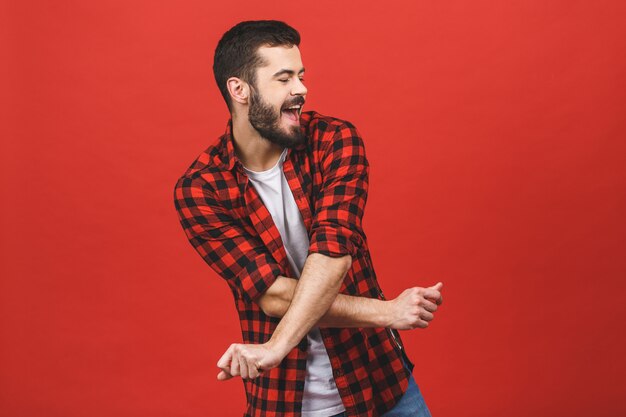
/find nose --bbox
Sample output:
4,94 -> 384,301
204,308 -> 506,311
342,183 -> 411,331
291,78 -> 307,97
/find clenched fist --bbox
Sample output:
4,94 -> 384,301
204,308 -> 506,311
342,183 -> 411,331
217,342 -> 285,381
386,282 -> 443,330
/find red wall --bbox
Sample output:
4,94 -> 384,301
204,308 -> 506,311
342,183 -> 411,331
2,1 -> 625,416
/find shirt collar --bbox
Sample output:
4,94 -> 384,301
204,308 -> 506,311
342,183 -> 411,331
218,118 -> 239,172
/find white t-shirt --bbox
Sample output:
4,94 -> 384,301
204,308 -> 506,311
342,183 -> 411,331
243,148 -> 346,417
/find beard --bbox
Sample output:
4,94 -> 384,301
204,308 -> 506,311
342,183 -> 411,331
248,86 -> 306,148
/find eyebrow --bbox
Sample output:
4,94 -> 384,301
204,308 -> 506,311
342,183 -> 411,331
272,67 -> 306,78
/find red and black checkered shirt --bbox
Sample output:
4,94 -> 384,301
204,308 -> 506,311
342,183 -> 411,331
174,111 -> 414,417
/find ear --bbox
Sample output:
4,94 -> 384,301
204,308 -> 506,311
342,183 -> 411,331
226,77 -> 249,105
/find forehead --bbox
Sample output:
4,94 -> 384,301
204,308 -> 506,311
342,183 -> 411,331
255,45 -> 304,77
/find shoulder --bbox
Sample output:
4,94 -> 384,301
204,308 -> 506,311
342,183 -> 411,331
173,136 -> 231,198
300,111 -> 364,155
301,110 -> 359,137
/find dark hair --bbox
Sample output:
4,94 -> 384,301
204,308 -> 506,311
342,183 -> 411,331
213,20 -> 301,109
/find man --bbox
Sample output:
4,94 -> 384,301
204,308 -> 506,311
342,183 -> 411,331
174,20 -> 443,417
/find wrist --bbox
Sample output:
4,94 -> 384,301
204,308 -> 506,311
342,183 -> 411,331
378,300 -> 395,328
265,336 -> 294,359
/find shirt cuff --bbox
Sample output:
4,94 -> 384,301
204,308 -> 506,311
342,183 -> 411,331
308,224 -> 362,259
233,254 -> 283,303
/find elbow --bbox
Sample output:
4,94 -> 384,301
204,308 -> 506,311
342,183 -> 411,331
309,252 -> 352,279
339,254 -> 352,275
257,277 -> 295,318
329,254 -> 352,291
317,253 -> 352,285
261,306 -> 278,318
259,299 -> 288,318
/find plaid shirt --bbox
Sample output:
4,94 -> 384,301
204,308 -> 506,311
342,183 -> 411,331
174,111 -> 414,417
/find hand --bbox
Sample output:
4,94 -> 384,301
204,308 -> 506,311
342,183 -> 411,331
386,282 -> 444,330
216,342 -> 285,381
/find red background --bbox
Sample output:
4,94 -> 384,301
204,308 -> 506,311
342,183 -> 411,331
2,1 -> 625,416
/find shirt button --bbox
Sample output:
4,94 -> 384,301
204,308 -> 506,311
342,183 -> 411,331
333,368 -> 343,377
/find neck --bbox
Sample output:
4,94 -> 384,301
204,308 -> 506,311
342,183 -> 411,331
231,112 -> 284,171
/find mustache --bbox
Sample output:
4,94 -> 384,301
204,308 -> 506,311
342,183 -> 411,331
282,96 -> 305,109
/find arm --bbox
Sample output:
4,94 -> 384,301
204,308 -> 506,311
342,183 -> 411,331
174,174 -> 369,378
259,276 -> 443,329
265,252 -> 351,354
216,121 -> 442,380
216,253 -> 349,381
174,175 -> 294,381
216,271 -> 444,380
174,175 -> 284,304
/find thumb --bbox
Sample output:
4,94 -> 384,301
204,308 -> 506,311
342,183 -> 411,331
427,282 -> 444,306
217,370 -> 233,381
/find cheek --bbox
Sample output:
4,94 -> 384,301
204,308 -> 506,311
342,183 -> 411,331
270,93 -> 287,108
261,87 -> 288,107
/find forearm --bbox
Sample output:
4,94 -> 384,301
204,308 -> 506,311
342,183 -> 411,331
259,276 -> 390,328
265,253 -> 351,357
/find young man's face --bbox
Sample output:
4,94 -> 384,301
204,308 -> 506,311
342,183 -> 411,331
247,45 -> 307,148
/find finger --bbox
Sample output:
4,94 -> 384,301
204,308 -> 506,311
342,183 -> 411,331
249,362 -> 260,379
421,298 -> 438,312
429,282 -> 443,305
217,370 -> 233,381
239,355 -> 249,380
426,295 -> 443,306
429,282 -> 443,290
217,344 -> 235,369
229,351 -> 240,377
416,319 -> 429,329
421,288 -> 442,303
419,309 -> 434,321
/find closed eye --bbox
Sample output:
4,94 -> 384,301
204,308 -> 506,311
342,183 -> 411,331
278,78 -> 305,83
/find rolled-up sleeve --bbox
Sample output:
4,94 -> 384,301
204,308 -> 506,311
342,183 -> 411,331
308,121 -> 369,259
174,176 -> 281,303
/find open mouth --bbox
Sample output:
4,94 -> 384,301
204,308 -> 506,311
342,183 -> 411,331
281,104 -> 303,123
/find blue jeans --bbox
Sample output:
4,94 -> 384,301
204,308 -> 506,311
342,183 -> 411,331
330,357 -> 432,417
378,372 -> 432,417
